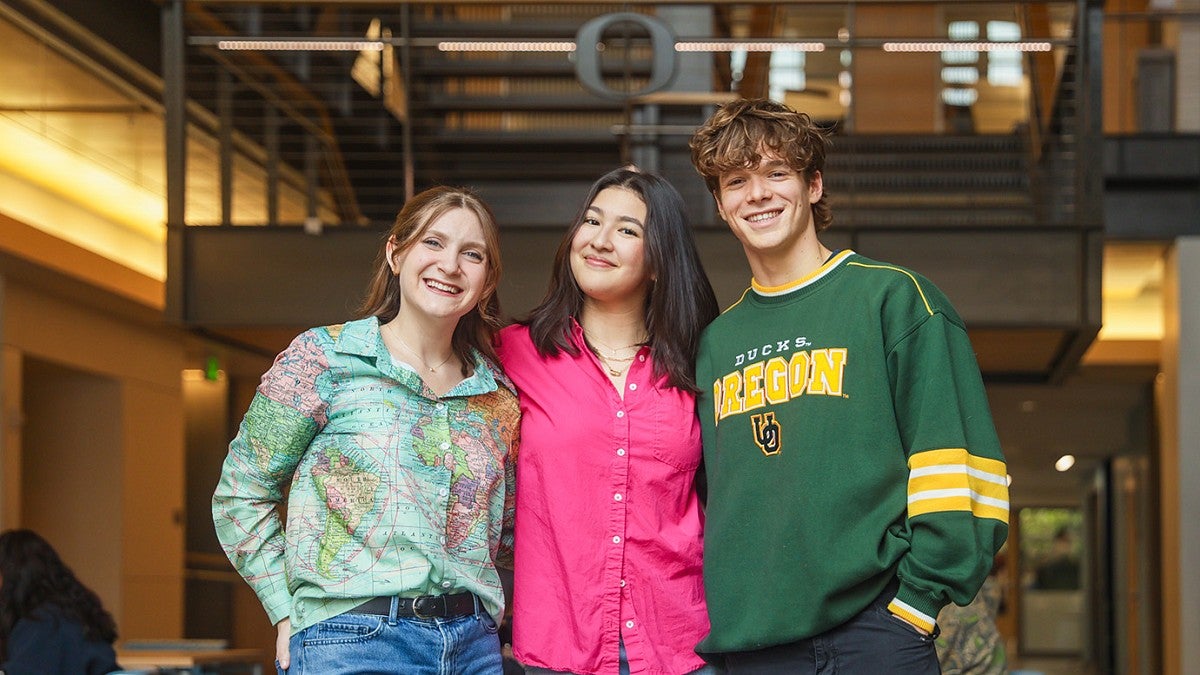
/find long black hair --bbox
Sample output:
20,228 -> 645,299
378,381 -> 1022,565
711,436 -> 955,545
0,529 -> 117,658
525,167 -> 719,392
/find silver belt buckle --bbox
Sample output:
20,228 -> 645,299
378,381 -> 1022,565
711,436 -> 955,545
412,595 -> 434,619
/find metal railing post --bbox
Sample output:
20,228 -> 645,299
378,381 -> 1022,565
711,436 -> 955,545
163,0 -> 187,322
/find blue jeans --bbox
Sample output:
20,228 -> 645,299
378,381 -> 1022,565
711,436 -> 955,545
280,602 -> 501,674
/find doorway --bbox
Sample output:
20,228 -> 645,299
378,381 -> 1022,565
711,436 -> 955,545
20,356 -> 123,616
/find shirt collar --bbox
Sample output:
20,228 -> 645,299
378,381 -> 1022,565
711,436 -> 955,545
331,316 -> 383,358
333,316 -> 509,398
568,317 -> 587,348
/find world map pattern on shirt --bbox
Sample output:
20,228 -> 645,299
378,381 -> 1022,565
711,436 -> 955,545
212,318 -> 519,632
310,447 -> 382,576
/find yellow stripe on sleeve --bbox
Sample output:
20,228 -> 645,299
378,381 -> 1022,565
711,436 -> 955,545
907,448 -> 1009,523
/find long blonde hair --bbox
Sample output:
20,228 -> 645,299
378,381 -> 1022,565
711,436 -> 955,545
357,186 -> 504,372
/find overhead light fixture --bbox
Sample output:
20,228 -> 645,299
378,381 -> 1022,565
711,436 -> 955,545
676,41 -> 826,53
437,41 -> 576,52
883,41 -> 1052,52
1055,454 -> 1076,472
210,37 -> 1051,55
218,39 -> 384,51
439,40 -> 825,53
211,37 -> 831,54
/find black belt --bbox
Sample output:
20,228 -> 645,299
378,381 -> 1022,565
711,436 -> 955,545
348,592 -> 478,619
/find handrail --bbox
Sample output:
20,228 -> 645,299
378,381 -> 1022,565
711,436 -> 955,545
1019,4 -> 1045,164
185,3 -> 366,225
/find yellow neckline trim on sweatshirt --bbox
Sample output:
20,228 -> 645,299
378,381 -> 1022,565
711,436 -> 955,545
750,249 -> 856,297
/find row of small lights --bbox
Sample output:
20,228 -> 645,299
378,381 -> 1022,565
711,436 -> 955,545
214,39 -> 1053,53
884,41 -> 1052,53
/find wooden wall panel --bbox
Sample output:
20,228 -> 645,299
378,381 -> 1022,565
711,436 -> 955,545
853,4 -> 940,132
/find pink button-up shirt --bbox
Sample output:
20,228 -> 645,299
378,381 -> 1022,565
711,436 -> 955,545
497,322 -> 710,675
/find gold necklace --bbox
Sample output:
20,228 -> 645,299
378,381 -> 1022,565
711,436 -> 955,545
583,329 -> 646,360
596,352 -> 633,377
390,324 -> 455,373
581,326 -> 647,377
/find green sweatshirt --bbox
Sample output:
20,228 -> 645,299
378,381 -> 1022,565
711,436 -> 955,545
695,250 -> 1009,655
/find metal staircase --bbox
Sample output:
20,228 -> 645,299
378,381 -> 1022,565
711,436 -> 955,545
159,1 -> 1104,381
826,133 -> 1035,229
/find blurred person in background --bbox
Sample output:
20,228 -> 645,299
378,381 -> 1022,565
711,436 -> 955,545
0,529 -> 120,675
935,560 -> 1007,675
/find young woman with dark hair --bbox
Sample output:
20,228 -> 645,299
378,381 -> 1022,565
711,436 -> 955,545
0,529 -> 120,675
213,186 -> 520,674
496,167 -> 720,674
523,167 -> 718,393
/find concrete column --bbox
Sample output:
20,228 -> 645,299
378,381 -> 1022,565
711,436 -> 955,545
1159,236 -> 1200,674
1176,1 -> 1200,130
853,4 -> 940,132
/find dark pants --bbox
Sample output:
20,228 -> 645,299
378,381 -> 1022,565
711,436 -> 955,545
721,584 -> 941,675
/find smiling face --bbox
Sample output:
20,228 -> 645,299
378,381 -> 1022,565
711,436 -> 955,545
569,186 -> 651,307
714,150 -> 824,266
387,206 -> 490,326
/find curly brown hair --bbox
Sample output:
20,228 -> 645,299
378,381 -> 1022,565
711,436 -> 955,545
689,98 -> 833,232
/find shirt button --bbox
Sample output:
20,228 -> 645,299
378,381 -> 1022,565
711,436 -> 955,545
441,581 -> 452,588
616,410 -> 625,418
616,448 -> 626,456
612,536 -> 621,544
620,579 -> 626,587
614,493 -> 622,501
628,383 -> 637,391
436,403 -> 446,411
440,442 -> 451,450
638,355 -> 645,362
439,488 -> 449,497
626,620 -> 635,628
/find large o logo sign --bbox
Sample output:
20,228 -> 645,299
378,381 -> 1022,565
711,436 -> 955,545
574,12 -> 677,100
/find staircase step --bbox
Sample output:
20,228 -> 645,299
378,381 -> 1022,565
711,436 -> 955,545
826,173 -> 1028,191
830,192 -> 1032,209
836,207 -> 1037,228
828,154 -> 1026,172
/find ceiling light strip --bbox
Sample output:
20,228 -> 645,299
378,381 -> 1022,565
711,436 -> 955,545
676,41 -> 825,52
218,39 -> 384,51
436,41 -> 576,52
207,37 -> 1054,54
883,41 -> 1053,52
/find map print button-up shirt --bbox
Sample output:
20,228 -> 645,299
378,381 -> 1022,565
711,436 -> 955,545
213,317 -> 520,632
